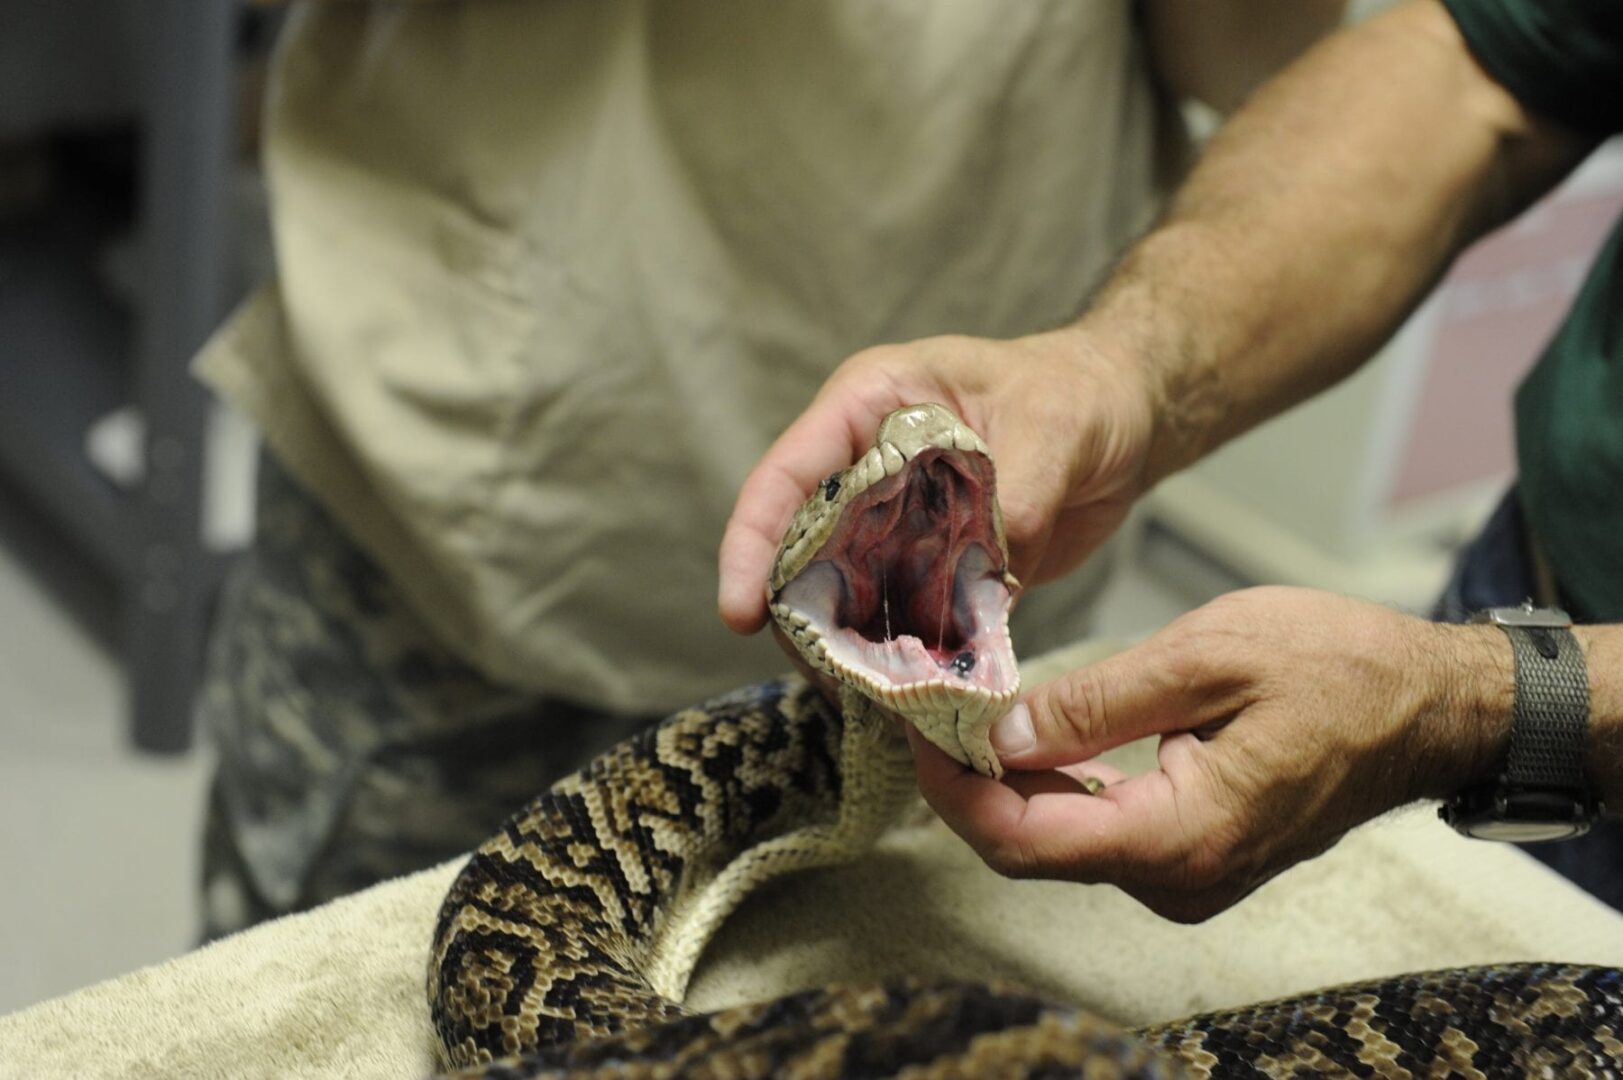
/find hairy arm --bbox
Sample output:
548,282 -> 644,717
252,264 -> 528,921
904,4 -> 1617,921
719,1 -> 1597,633
727,0 -> 1620,921
1092,0 -> 1599,486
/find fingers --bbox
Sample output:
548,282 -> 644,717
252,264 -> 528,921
716,460 -> 814,634
908,589 -> 1413,923
992,636 -> 1236,770
909,725 -> 1262,922
718,330 -> 1156,636
1039,759 -> 1132,794
717,389 -> 892,634
907,724 -> 1187,886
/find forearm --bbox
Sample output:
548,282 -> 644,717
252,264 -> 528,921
1414,622 -> 1623,812
1078,0 -> 1595,486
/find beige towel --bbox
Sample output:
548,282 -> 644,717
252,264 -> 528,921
4,640 -> 1621,1078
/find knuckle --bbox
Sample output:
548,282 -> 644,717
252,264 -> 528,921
924,332 -> 974,354
1155,600 -> 1264,686
848,342 -> 902,367
1151,623 -> 1215,689
839,343 -> 910,382
1037,672 -> 1108,747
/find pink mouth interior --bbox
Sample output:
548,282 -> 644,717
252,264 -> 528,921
780,447 -> 1016,693
822,449 -> 992,661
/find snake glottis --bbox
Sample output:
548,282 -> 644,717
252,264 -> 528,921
429,403 -> 1623,1078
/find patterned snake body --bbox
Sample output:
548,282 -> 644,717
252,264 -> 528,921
430,405 -> 1623,1077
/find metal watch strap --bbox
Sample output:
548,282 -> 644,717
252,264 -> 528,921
1500,623 -> 1589,794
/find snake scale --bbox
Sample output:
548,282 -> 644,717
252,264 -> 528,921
430,404 -> 1623,1078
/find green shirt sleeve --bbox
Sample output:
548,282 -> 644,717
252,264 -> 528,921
1443,0 -> 1623,134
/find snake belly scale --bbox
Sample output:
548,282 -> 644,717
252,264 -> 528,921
429,404 -> 1623,1078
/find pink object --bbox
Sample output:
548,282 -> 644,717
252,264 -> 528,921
1389,185 -> 1623,508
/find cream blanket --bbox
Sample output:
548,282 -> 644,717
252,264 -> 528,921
4,640 -> 1622,1078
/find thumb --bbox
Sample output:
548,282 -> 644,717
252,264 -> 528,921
990,640 -> 1217,769
717,387 -> 888,634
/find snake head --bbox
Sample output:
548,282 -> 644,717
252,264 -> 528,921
768,403 -> 1020,777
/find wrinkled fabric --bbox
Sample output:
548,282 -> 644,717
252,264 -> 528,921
199,456 -> 659,938
195,2 -> 1174,927
196,0 -> 1169,715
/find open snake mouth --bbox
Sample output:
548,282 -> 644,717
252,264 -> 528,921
776,448 -> 1016,697
769,406 -> 1020,768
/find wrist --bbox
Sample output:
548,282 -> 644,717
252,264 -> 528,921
1403,622 -> 1515,803
1027,323 -> 1163,497
1067,249 -> 1228,489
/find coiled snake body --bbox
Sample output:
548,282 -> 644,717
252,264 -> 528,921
430,405 -> 1623,1078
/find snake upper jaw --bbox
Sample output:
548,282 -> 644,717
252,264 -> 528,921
769,403 -> 1020,777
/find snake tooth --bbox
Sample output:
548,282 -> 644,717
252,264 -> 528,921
859,446 -> 886,488
950,423 -> 984,453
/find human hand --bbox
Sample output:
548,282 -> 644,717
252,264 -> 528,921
718,329 -> 1159,634
909,586 -> 1512,922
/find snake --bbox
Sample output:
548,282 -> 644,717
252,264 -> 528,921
428,403 -> 1623,1078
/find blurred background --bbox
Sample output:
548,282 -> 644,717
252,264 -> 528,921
1,2 -> 1620,1017
0,0 -> 278,1013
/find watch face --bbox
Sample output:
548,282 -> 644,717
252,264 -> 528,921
1446,788 -> 1596,843
1461,818 -> 1586,843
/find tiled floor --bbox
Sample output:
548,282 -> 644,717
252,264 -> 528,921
0,500 -> 210,1016
0,506 -> 1198,1017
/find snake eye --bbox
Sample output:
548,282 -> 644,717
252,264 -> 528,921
950,650 -> 976,676
822,473 -> 842,501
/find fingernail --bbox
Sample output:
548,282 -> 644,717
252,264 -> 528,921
990,703 -> 1035,757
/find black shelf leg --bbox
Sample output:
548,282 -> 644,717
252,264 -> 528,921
128,0 -> 235,753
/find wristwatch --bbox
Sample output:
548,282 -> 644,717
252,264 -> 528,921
1440,602 -> 1603,842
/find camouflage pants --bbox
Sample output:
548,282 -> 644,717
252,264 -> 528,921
197,456 -> 659,940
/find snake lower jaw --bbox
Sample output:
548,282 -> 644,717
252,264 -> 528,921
875,692 -> 1013,778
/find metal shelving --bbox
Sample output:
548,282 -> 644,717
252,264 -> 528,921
0,189 -> 133,578
0,1 -> 238,753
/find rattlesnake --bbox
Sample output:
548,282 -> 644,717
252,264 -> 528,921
429,404 -> 1623,1077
